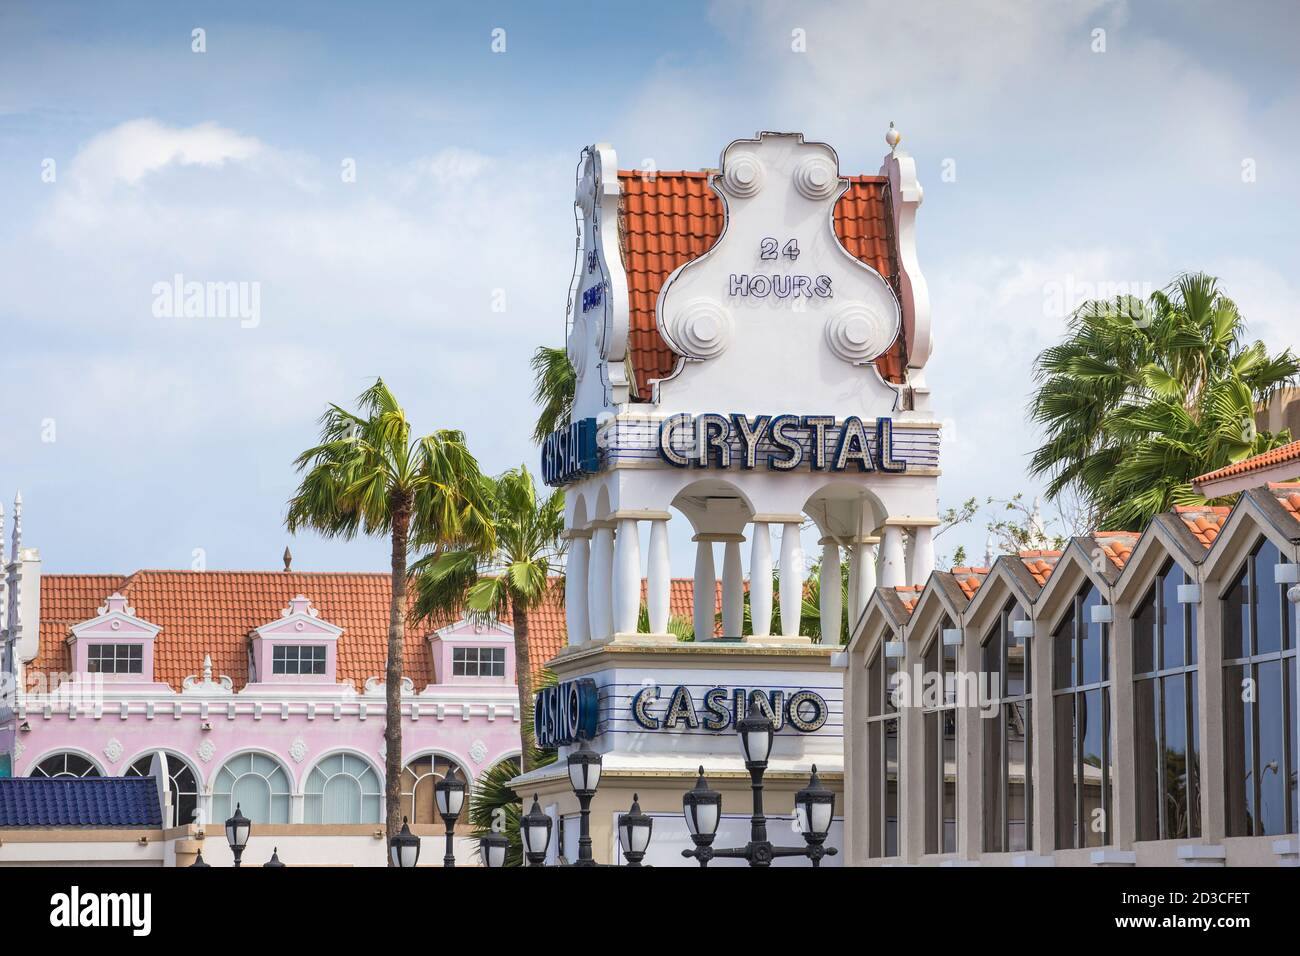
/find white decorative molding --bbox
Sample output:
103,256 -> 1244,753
881,143 -> 932,371
666,297 -> 734,361
103,738 -> 123,763
469,739 -> 488,765
196,739 -> 216,763
793,156 -> 837,200
364,676 -> 415,696
289,737 -> 308,764
182,653 -> 234,695
721,151 -> 764,197
13,739 -> 25,762
825,302 -> 896,365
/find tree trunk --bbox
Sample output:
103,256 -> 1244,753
511,593 -> 536,773
385,493 -> 413,855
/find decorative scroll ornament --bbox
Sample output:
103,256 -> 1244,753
12,740 -> 24,762
722,152 -> 764,197
104,738 -> 123,763
667,297 -> 734,360
289,737 -> 308,764
469,739 -> 488,765
825,302 -> 896,365
793,156 -> 838,200
196,739 -> 216,763
181,654 -> 234,695
568,317 -> 588,382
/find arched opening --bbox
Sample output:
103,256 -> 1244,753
304,752 -> 383,824
126,752 -> 200,827
30,752 -> 101,778
400,753 -> 471,825
212,752 -> 291,824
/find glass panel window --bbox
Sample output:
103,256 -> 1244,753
271,644 -> 327,675
400,755 -> 470,826
865,640 -> 901,859
1222,538 -> 1297,837
452,645 -> 506,677
127,754 -> 200,827
1133,561 -> 1200,841
982,601 -> 1032,853
1053,583 -> 1113,848
86,643 -> 144,674
31,752 -> 100,777
305,753 -> 382,824
212,753 -> 291,823
922,616 -> 959,854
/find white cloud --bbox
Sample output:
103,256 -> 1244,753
68,118 -> 262,188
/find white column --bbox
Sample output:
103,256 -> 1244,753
749,522 -> 772,638
880,524 -> 906,589
692,538 -> 716,641
722,539 -> 744,638
910,525 -> 935,586
588,524 -> 614,641
612,518 -> 641,635
819,539 -> 842,645
779,522 -> 803,638
857,541 -> 877,611
647,520 -> 671,635
848,543 -> 863,624
565,533 -> 590,645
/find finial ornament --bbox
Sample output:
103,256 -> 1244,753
886,121 -> 901,152
11,490 -> 21,554
283,546 -> 292,572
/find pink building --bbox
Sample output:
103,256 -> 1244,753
0,499 -> 523,834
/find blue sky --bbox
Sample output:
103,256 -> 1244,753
2,0 -> 1298,575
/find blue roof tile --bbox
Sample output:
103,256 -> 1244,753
0,777 -> 162,828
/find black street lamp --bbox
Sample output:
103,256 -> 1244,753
478,830 -> 509,869
188,849 -> 210,868
566,740 -> 602,866
682,712 -> 837,868
435,770 -> 468,868
617,794 -> 653,866
794,765 -> 835,866
520,793 -> 553,866
224,803 -> 250,868
681,766 -> 722,867
263,847 -> 286,868
389,816 -> 421,868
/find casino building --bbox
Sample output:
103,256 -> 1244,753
517,129 -> 939,864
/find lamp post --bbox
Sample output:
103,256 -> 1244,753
263,847 -> 286,868
566,740 -> 602,866
478,829 -> 509,869
224,803 -> 250,868
435,770 -> 468,868
617,794 -> 653,866
681,712 -> 837,867
521,793 -> 553,866
389,816 -> 421,868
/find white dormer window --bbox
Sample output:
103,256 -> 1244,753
452,646 -> 506,677
247,595 -> 343,685
86,643 -> 144,675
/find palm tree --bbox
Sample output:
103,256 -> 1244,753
286,378 -> 493,843
410,464 -> 564,772
1030,273 -> 1298,529
530,346 -> 576,444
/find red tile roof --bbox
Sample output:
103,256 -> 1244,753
617,171 -> 905,398
1093,531 -> 1141,570
894,585 -> 925,614
32,573 -> 721,693
1193,441 -> 1300,485
1268,482 -> 1300,524
1173,505 -> 1231,549
1019,551 -> 1061,587
949,567 -> 990,601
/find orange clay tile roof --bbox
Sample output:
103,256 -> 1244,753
32,573 -> 718,693
1268,482 -> 1300,524
894,585 -> 925,614
1173,505 -> 1232,549
617,171 -> 904,398
1018,550 -> 1062,587
949,567 -> 990,601
1093,531 -> 1141,570
1194,440 -> 1300,484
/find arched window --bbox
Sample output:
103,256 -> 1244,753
864,643 -> 900,859
304,753 -> 382,824
1133,560 -> 1200,841
1053,583 -> 1113,848
400,755 -> 468,825
982,600 -> 1032,853
922,615 -> 959,854
126,753 -> 200,828
213,753 -> 291,824
30,752 -> 100,778
1222,538 -> 1296,837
